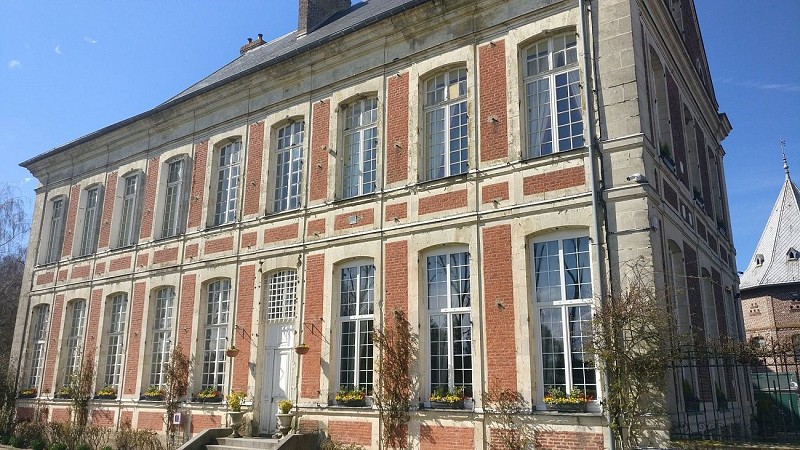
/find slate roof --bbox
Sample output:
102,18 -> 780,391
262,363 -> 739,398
21,0 -> 430,168
740,158 -> 800,290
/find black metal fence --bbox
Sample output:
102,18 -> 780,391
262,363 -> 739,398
668,342 -> 800,443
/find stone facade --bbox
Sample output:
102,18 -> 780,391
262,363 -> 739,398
13,0 -> 741,448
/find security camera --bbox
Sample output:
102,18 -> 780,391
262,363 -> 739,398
626,173 -> 646,183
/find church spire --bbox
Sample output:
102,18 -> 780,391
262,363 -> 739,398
781,138 -> 790,179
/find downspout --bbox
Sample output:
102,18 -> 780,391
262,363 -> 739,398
579,1 -> 615,449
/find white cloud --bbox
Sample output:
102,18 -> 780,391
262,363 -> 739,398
23,177 -> 32,184
54,45 -> 62,54
721,77 -> 800,93
84,36 -> 97,44
8,60 -> 21,69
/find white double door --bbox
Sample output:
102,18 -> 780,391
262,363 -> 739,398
260,323 -> 294,435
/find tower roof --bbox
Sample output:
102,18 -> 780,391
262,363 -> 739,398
740,155 -> 800,290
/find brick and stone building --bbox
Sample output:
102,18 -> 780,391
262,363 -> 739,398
740,155 -> 800,345
12,0 -> 744,448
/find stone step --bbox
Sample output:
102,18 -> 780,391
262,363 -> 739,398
211,436 -> 282,450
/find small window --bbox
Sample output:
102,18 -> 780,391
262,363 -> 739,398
214,141 -> 242,226
161,158 -> 187,238
273,122 -> 305,212
44,197 -> 66,263
117,173 -> 143,248
788,248 -> 799,261
524,34 -> 584,158
754,254 -> 765,266
266,270 -> 297,322
79,186 -> 102,256
423,68 -> 468,180
342,98 -> 378,198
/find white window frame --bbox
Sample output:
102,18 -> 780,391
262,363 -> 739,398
425,249 -> 472,400
103,293 -> 128,388
79,186 -> 102,256
213,141 -> 241,226
423,68 -> 468,181
44,197 -> 66,264
201,279 -> 230,392
117,172 -> 143,248
148,287 -> 174,388
62,299 -> 87,385
531,234 -> 596,407
273,122 -> 304,213
337,262 -> 375,395
523,33 -> 585,158
266,270 -> 297,322
26,305 -> 50,390
342,98 -> 378,199
161,157 -> 187,238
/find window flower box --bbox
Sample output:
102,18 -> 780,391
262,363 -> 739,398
95,386 -> 117,400
335,386 -> 367,407
54,386 -> 73,399
543,387 -> 590,413
430,400 -> 465,410
429,386 -> 466,410
18,388 -> 36,399
195,388 -> 223,403
142,386 -> 165,401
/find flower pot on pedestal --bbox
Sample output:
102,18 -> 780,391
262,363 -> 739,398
227,411 -> 245,438
276,413 -> 294,437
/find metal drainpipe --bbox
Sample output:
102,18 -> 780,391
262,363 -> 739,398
579,0 -> 615,449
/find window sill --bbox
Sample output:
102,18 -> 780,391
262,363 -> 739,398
332,192 -> 379,206
202,222 -> 238,233
416,173 -> 469,192
520,146 -> 587,167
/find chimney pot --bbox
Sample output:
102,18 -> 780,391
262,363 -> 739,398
298,0 -> 351,36
258,33 -> 263,40
247,38 -> 253,43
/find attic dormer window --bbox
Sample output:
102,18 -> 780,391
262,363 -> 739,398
755,254 -> 765,266
788,248 -> 799,261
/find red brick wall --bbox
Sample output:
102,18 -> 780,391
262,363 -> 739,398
244,121 -> 265,216
137,411 -> 164,431
97,171 -> 117,249
91,409 -> 114,427
58,269 -> 68,282
301,253 -> 324,398
61,184 -> 81,258
479,40 -> 508,162
71,264 -> 90,279
386,72 -> 409,184
122,282 -> 146,397
94,263 -> 105,276
83,289 -> 104,365
299,418 -> 321,434
418,190 -> 468,215
153,247 -> 179,264
190,413 -> 220,433
307,219 -> 326,237
309,100 -> 330,202
328,420 -> 371,447
535,431 -> 603,450
36,271 -> 54,286
120,411 -> 133,427
419,425 -> 473,450
187,140 -> 208,230
51,407 -> 70,423
482,225 -> 517,391
41,294 -> 65,393
333,208 -> 374,230
241,231 -> 257,249
233,265 -> 255,392
205,236 -> 234,254
139,156 -> 161,240
177,274 -> 196,357
264,223 -> 299,243
385,203 -> 407,221
384,241 -> 408,316
137,253 -> 149,268
481,182 -> 509,204
109,256 -> 132,272
523,166 -> 585,195
185,243 -> 199,259
16,407 -> 34,421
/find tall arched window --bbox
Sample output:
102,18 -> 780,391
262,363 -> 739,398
149,287 -> 175,388
337,262 -> 374,395
103,294 -> 128,389
214,141 -> 241,226
62,299 -> 87,385
342,98 -> 378,198
273,122 -> 305,212
423,68 -> 468,180
26,305 -> 50,390
201,279 -> 230,392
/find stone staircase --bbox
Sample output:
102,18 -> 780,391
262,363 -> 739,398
205,433 -> 319,450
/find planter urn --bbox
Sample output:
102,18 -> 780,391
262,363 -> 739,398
276,413 -> 294,437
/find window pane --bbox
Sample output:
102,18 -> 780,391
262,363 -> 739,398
268,270 -> 297,321
569,305 -> 596,398
540,307 -> 565,393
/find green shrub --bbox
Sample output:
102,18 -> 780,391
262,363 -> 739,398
12,436 -> 25,448
30,439 -> 46,450
75,444 -> 91,450
49,443 -> 68,450
101,446 -> 113,450
7,436 -> 16,446
0,435 -> 9,444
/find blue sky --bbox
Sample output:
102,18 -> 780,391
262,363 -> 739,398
1,0 -> 798,270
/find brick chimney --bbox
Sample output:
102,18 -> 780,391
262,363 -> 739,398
298,0 -> 351,36
240,33 -> 266,55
